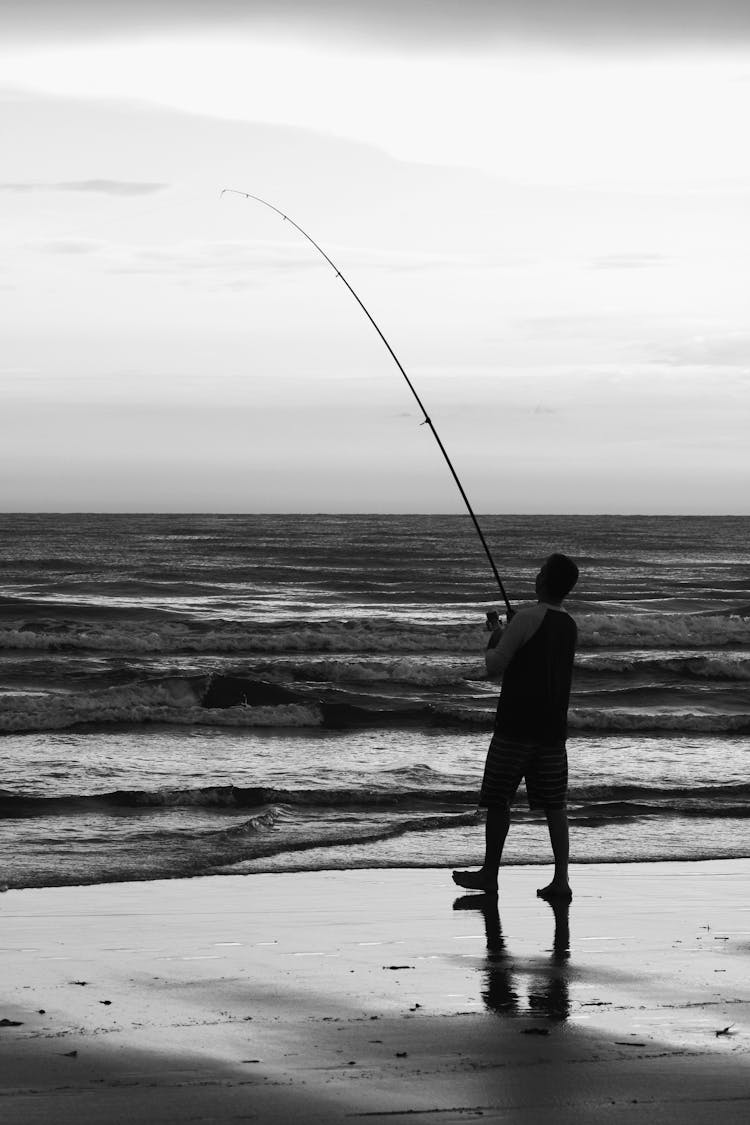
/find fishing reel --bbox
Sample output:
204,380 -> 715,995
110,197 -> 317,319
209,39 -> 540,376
486,607 -> 514,634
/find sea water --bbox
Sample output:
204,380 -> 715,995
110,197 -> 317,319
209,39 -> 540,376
0,513 -> 748,888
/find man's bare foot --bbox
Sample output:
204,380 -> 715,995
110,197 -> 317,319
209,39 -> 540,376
536,882 -> 572,902
452,869 -> 497,892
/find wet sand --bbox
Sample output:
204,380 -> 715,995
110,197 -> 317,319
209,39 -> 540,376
1,860 -> 749,1122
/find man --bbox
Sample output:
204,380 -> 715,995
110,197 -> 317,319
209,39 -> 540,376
453,553 -> 579,900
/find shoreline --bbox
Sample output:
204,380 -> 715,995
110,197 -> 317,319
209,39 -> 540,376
8,846 -> 750,893
2,859 -> 749,1122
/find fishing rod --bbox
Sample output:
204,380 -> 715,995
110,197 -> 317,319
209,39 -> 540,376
221,188 -> 513,619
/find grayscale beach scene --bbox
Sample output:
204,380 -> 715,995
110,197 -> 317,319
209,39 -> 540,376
2,3 -> 750,1122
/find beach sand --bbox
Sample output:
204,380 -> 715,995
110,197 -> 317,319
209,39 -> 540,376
1,860 -> 749,1123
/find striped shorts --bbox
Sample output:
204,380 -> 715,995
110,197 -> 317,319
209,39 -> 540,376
478,733 -> 568,810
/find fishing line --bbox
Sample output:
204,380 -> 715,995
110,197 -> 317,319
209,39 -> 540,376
221,188 -> 512,618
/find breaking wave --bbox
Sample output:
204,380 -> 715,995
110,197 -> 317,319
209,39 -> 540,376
4,779 -> 750,820
569,709 -> 750,733
1,667 -> 749,735
2,610 -> 750,657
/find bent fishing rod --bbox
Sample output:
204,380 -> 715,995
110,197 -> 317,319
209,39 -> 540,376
220,188 -> 513,619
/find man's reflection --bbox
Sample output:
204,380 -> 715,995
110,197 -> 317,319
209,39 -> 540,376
453,893 -> 570,1020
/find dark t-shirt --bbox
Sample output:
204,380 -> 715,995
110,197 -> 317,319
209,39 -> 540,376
494,609 -> 577,744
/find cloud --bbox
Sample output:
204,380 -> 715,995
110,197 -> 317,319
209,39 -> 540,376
34,238 -> 101,255
510,315 -> 633,341
591,253 -> 666,270
103,240 -> 321,276
3,2 -> 750,49
0,179 -> 168,195
74,238 -> 500,278
660,332 -> 750,366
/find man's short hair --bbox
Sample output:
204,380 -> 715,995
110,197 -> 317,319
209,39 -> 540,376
546,553 -> 579,600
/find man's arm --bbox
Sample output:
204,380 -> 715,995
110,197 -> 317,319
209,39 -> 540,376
484,608 -> 540,679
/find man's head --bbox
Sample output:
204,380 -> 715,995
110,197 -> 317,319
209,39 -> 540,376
536,553 -> 579,604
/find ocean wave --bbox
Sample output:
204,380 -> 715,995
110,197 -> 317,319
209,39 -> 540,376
0,678 -> 324,734
0,620 -> 483,655
571,800 -> 750,821
8,647 -> 750,708
577,652 -> 750,680
2,667 -> 748,734
569,708 -> 750,733
575,780 -> 750,801
197,703 -> 324,728
0,675 -> 426,734
0,784 -> 480,820
275,655 -> 482,686
0,679 -> 197,732
238,650 -> 750,687
418,701 -> 750,736
580,612 -> 750,648
0,784 -> 266,816
169,801 -> 750,881
5,778 -> 750,821
0,625 -> 178,653
187,809 -> 485,866
2,610 -> 750,657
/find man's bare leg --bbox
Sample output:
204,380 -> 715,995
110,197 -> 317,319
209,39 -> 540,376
452,804 -> 510,892
536,806 -> 572,901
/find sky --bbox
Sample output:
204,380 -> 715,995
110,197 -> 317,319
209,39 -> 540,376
2,1 -> 750,513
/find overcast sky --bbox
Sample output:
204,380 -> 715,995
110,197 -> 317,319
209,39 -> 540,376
2,2 -> 749,512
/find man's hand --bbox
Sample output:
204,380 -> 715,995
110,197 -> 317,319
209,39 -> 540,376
485,610 -> 503,649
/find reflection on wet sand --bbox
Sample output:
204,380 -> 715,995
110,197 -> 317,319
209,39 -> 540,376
453,893 -> 571,1020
